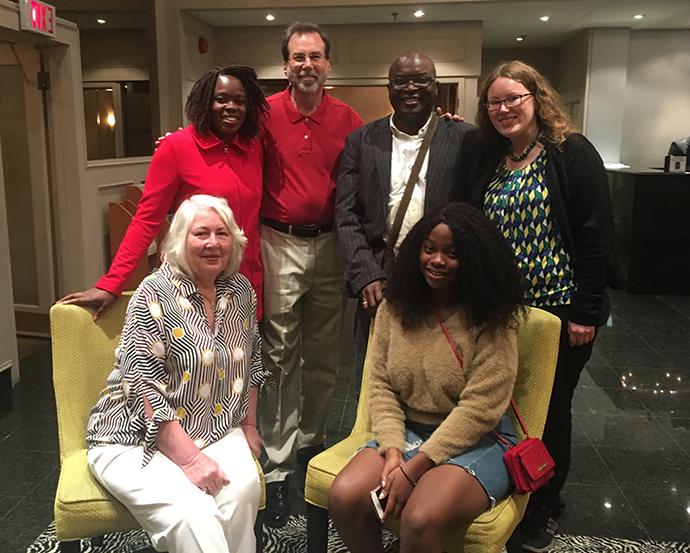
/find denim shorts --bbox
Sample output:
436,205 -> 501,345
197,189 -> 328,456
366,414 -> 517,507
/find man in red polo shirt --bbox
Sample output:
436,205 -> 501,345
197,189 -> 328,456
259,22 -> 363,527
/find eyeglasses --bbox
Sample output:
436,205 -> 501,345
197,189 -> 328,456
389,75 -> 435,91
289,53 -> 326,65
484,93 -> 534,112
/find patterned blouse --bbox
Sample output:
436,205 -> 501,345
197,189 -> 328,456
483,149 -> 575,307
86,261 -> 266,465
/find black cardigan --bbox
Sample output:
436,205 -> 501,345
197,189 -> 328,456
468,132 -> 620,327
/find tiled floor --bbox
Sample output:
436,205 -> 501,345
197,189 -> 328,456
1,290 -> 689,552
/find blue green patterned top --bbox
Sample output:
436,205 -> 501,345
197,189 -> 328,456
483,149 -> 575,307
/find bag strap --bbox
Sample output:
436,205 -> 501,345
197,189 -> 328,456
508,398 -> 530,438
436,311 -> 463,369
388,113 -> 439,250
436,311 -> 531,443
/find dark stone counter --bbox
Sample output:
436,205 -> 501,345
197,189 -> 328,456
607,168 -> 690,294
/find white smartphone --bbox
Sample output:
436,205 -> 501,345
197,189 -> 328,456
370,486 -> 387,521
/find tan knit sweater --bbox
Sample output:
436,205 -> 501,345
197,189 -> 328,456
369,300 -> 518,464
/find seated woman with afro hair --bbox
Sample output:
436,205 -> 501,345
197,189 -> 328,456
328,202 -> 525,553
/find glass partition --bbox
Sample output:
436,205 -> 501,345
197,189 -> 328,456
83,81 -> 152,160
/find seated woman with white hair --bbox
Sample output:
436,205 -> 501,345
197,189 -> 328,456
86,194 -> 266,553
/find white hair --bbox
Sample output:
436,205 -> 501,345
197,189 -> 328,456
161,194 -> 247,279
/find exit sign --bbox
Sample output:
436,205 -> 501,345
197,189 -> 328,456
18,0 -> 56,38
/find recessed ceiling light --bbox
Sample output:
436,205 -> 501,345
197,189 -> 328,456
633,14 -> 644,20
539,15 -> 550,22
265,14 -> 275,21
516,35 -> 525,42
96,18 -> 106,24
413,9 -> 425,18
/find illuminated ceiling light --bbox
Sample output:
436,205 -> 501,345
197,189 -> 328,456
604,501 -> 612,509
633,14 -> 644,20
324,85 -> 334,89
539,15 -> 550,22
516,35 -> 525,42
265,14 -> 275,21
413,9 -> 425,18
96,18 -> 106,24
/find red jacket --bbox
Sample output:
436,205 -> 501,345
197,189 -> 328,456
96,125 -> 265,319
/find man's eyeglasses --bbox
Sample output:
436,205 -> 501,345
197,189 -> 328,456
484,93 -> 534,112
389,76 -> 435,91
289,53 -> 326,65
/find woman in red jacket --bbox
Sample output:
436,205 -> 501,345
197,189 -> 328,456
59,65 -> 268,319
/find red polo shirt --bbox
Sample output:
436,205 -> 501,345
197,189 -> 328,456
260,88 -> 363,225
96,125 -> 265,318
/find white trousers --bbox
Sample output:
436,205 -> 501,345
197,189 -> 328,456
87,427 -> 261,553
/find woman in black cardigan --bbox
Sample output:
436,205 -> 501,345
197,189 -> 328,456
472,60 -> 619,552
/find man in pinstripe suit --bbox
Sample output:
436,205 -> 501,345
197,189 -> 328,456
335,52 -> 480,323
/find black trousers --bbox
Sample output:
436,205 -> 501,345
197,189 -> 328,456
354,302 -> 372,378
528,305 -> 596,511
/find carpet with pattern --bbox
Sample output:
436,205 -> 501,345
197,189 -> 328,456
27,516 -> 690,553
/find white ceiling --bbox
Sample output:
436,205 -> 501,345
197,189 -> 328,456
187,0 -> 690,48
54,0 -> 690,49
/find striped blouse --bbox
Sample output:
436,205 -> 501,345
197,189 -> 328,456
86,261 -> 266,465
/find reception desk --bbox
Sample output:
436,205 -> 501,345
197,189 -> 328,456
607,168 -> 690,294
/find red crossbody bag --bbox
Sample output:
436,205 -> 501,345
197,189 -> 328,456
437,313 -> 555,494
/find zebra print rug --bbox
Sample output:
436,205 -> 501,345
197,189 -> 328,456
27,517 -> 690,553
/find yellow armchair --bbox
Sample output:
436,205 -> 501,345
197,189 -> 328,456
51,296 -> 138,553
51,296 -> 266,553
304,306 -> 561,553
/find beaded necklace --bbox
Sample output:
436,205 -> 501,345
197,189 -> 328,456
508,139 -> 538,162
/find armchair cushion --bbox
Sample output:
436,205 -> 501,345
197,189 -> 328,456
54,450 -> 138,541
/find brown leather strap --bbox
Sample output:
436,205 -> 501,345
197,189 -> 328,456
388,113 -> 439,249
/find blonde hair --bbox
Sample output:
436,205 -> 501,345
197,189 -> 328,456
162,195 -> 247,280
476,60 -> 574,152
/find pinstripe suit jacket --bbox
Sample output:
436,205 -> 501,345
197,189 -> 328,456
335,115 -> 481,296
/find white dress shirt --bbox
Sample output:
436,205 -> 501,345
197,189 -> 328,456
387,113 -> 433,250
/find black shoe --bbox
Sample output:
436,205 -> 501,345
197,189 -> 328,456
296,443 -> 326,469
522,507 -> 558,552
265,480 -> 290,528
